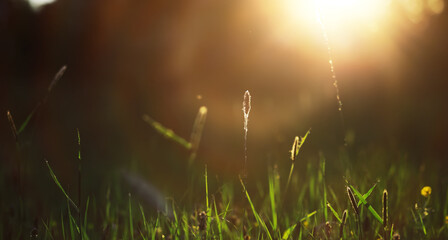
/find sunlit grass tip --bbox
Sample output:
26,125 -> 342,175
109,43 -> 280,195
243,90 -> 251,132
242,90 -> 252,177
142,114 -> 191,149
285,129 -> 310,194
189,106 -> 207,162
6,110 -> 18,142
48,65 -> 67,92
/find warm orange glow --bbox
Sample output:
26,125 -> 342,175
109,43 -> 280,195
282,0 -> 389,31
280,0 -> 445,36
427,0 -> 445,15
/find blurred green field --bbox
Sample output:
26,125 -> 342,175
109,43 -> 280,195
2,1 -> 448,239
2,87 -> 447,240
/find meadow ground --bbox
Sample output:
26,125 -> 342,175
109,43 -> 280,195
1,91 -> 447,240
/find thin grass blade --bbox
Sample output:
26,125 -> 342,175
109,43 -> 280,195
142,114 -> 191,149
327,202 -> 342,223
46,160 -> 79,212
239,176 -> 273,240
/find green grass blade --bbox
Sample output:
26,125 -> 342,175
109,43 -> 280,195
139,204 -> 148,237
321,155 -> 327,221
390,224 -> 394,240
220,201 -> 231,235
77,128 -> 82,161
69,214 -> 80,234
239,177 -> 273,240
299,210 -> 317,222
285,163 -> 295,195
18,108 -> 37,134
182,212 -> 190,240
83,197 -> 90,239
129,193 -> 134,240
296,129 -> 311,156
357,182 -> 377,207
41,219 -> 55,240
142,115 -> 191,149
61,211 -> 66,240
268,171 -> 277,231
417,211 -> 427,235
410,208 -> 418,224
46,160 -> 79,212
327,202 -> 342,223
45,160 -> 79,212
350,185 -> 383,224
151,214 -> 159,240
205,165 -> 209,214
18,66 -> 66,134
67,201 -> 75,240
214,199 -> 223,240
282,224 -> 296,240
205,165 -> 211,237
171,199 -> 180,238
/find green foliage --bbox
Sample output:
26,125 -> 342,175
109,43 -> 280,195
240,176 -> 273,240
350,184 -> 383,224
3,88 -> 448,240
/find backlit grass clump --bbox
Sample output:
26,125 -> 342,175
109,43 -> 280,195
2,72 -> 447,240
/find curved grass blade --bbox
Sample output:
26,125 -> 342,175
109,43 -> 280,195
417,211 -> 427,235
239,176 -> 273,240
299,210 -> 317,222
19,65 -> 67,134
282,210 -> 317,240
45,160 -> 79,212
282,224 -> 297,240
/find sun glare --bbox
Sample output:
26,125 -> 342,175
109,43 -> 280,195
315,0 -> 387,19
27,0 -> 57,11
284,0 -> 389,30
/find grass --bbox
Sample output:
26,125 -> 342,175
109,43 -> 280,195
2,75 -> 448,239
3,120 -> 448,240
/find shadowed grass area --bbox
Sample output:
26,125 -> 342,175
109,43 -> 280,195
1,77 -> 448,240
2,114 -> 446,240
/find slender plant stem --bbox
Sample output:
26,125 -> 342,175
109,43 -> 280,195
285,162 -> 295,195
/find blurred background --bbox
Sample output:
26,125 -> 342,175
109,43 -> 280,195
1,0 -> 447,204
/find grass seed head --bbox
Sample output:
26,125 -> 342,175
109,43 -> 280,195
340,210 -> 347,238
346,186 -> 359,216
325,221 -> 332,237
290,136 -> 299,161
342,210 -> 347,224
48,65 -> 67,92
6,110 -> 18,142
243,90 -> 251,132
198,211 -> 207,231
